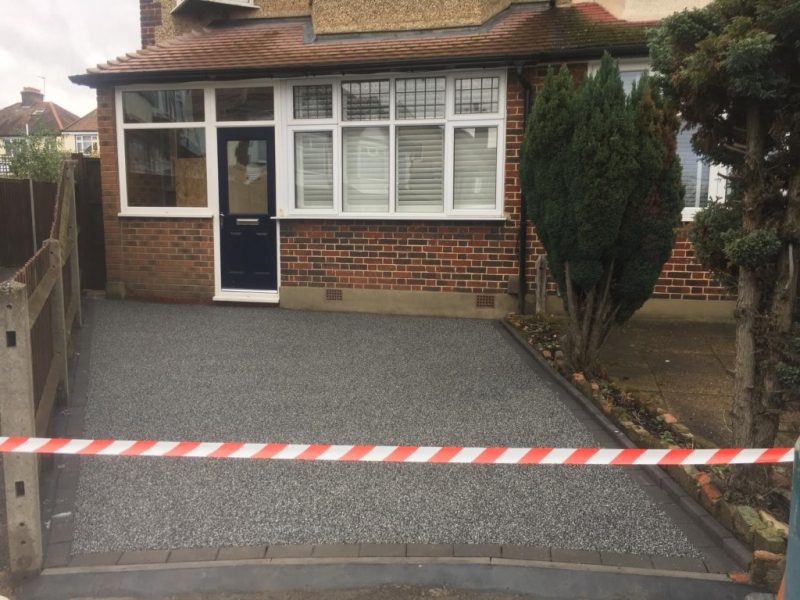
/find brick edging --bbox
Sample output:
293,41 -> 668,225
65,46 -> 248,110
498,319 -> 752,569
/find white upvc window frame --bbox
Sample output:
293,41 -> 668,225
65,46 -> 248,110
115,83 -> 214,218
281,69 -> 506,220
588,58 -> 729,222
74,133 -> 99,155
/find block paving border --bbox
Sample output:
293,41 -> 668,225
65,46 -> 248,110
38,303 -> 747,577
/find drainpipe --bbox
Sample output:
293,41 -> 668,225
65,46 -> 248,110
515,64 -> 534,315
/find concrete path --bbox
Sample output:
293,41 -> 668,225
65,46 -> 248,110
46,300 -> 737,571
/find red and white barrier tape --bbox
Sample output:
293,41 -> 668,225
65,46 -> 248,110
0,437 -> 793,465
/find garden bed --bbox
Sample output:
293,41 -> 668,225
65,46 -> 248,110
506,313 -> 793,590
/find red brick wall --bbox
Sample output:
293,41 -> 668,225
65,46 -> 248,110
96,87 -> 215,302
116,218 -> 214,300
280,68 -> 548,295
654,228 -> 732,301
96,66 -> 730,305
140,0 -> 163,48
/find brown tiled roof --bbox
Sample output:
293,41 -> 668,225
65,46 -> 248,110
63,109 -> 98,132
71,4 -> 649,86
0,100 -> 79,137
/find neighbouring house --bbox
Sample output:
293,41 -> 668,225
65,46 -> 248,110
62,109 -> 99,156
0,87 -> 79,173
69,0 -> 732,319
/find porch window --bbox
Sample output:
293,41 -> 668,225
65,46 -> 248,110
287,71 -> 505,218
120,88 -> 207,210
215,87 -> 274,121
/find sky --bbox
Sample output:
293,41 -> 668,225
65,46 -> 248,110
0,0 -> 140,118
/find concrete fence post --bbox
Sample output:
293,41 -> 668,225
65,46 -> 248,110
0,281 -> 43,577
48,239 -> 69,403
535,254 -> 548,316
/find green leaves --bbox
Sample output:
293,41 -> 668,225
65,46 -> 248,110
521,53 -> 683,326
723,227 -> 782,268
2,133 -> 65,182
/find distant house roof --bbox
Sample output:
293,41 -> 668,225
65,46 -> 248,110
71,3 -> 649,87
0,88 -> 79,137
63,109 -> 98,133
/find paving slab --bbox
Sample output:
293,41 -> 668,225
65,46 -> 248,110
70,300 -> 699,561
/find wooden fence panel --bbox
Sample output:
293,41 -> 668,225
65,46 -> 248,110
0,179 -> 33,267
73,155 -> 105,290
0,179 -> 58,269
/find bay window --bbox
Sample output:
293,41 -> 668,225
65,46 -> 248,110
288,71 -> 505,217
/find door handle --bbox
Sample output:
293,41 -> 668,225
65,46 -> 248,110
236,218 -> 260,226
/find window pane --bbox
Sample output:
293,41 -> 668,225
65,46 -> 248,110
620,69 -> 647,95
396,77 -> 445,119
453,126 -> 497,209
677,128 -> 710,208
342,80 -> 390,121
122,89 -> 204,123
226,140 -> 268,214
216,87 -> 274,121
342,127 -> 389,212
293,85 -> 332,119
396,126 -> 444,213
124,128 -> 207,207
454,77 -> 499,114
295,131 -> 333,209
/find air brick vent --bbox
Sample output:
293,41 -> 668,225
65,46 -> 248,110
476,294 -> 495,308
325,288 -> 343,301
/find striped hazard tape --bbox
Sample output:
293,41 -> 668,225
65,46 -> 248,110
0,436 -> 793,465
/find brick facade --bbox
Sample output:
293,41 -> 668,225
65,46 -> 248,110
96,87 -> 215,302
96,67 -> 731,308
140,0 -> 163,48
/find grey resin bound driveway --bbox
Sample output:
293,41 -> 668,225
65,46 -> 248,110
70,299 -> 699,558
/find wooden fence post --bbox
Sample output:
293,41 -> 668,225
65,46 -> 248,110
0,281 -> 43,577
535,254 -> 548,316
66,166 -> 82,328
48,239 -> 69,403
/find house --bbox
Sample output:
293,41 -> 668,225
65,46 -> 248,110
0,87 -> 79,167
69,0 -> 732,319
62,109 -> 99,156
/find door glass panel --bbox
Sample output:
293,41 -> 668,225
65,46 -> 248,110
226,139 -> 268,214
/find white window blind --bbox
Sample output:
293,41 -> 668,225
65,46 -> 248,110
294,131 -> 333,209
677,128 -> 710,208
342,127 -> 389,212
453,126 -> 497,209
396,126 -> 444,213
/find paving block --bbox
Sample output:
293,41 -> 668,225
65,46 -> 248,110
406,544 -> 453,557
753,527 -> 786,554
117,550 -> 170,565
501,545 -> 550,561
650,555 -> 708,573
69,551 -> 123,567
168,547 -> 219,562
699,547 -> 738,574
550,548 -> 602,565
43,542 -> 71,569
358,543 -> 406,557
266,544 -> 313,559
217,545 -> 267,561
453,544 -> 501,558
48,520 -> 75,545
599,552 -> 653,569
312,544 -> 359,558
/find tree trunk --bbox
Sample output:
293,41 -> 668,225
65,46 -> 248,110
562,262 -> 616,375
731,104 -> 769,448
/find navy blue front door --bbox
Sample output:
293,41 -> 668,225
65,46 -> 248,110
218,127 -> 277,290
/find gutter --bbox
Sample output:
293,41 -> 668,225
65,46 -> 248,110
69,43 -> 648,87
515,64 -> 534,315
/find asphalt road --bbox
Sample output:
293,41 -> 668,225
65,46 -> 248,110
71,300 -> 697,558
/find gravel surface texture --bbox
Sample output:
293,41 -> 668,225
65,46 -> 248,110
72,300 -> 698,557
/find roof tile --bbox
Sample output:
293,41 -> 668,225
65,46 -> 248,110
72,4 -> 648,85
